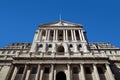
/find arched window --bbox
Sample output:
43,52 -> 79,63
57,45 -> 65,53
56,71 -> 66,80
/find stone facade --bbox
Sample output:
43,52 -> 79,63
0,20 -> 120,80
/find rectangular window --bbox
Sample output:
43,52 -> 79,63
85,67 -> 91,74
97,67 -> 104,74
72,67 -> 79,74
31,67 -> 37,74
17,67 -> 24,74
44,67 -> 50,74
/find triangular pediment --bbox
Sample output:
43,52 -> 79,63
39,20 -> 82,27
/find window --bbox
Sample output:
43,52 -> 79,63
13,51 -> 16,54
72,67 -> 79,74
69,44 -> 73,48
97,67 -> 104,74
31,67 -> 37,74
47,51 -> 52,55
57,46 -> 64,53
85,67 -> 91,74
48,44 -> 52,48
7,51 -> 10,54
17,67 -> 24,74
2,51 -> 5,54
39,44 -> 43,48
78,44 -> 82,48
44,67 -> 50,74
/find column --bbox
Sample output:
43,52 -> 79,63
53,30 -> 56,41
66,30 -> 68,41
50,64 -> 54,80
54,68 -> 56,80
47,30 -> 50,41
73,30 -> 77,41
71,30 -> 74,41
56,30 -> 58,41
45,30 -> 48,41
5,65 -> 14,80
39,68 -> 44,80
67,64 -> 71,80
93,64 -> 100,80
78,30 -> 82,41
34,30 -> 38,41
35,64 -> 41,80
39,30 -> 43,41
81,30 -> 85,41
63,30 -> 66,41
21,65 -> 27,80
80,64 -> 85,80
11,66 -> 18,80
25,68 -> 31,80
105,64 -> 115,80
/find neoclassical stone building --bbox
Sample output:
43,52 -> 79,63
0,20 -> 120,80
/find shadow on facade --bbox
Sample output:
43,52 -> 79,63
111,63 -> 120,80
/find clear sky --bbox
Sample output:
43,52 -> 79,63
0,0 -> 120,48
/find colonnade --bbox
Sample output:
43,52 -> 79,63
35,29 -> 86,42
9,63 -> 115,80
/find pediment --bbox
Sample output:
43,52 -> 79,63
39,20 -> 82,27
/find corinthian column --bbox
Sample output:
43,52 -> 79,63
81,30 -> 85,41
47,30 -> 50,41
78,30 -> 82,41
53,30 -> 56,41
39,30 -> 42,41
39,67 -> 44,80
71,30 -> 74,41
11,66 -> 18,80
56,30 -> 58,41
25,67 -> 31,80
73,30 -> 77,41
93,64 -> 100,80
63,30 -> 66,41
54,68 -> 56,80
50,64 -> 54,80
66,30 -> 68,41
105,64 -> 115,80
80,64 -> 85,80
67,64 -> 71,80
21,65 -> 27,80
35,64 -> 41,80
45,30 -> 48,41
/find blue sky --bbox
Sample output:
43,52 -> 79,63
0,0 -> 120,47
